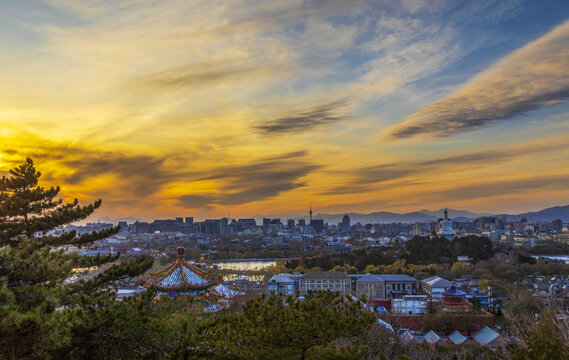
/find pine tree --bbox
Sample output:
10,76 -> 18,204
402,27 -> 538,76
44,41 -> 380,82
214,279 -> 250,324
0,158 -> 153,359
179,291 -> 376,360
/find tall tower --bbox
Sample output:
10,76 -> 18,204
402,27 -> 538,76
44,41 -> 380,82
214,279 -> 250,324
309,201 -> 313,223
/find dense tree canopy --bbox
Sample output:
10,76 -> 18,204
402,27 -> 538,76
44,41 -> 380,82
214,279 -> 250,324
176,291 -> 375,360
404,235 -> 495,265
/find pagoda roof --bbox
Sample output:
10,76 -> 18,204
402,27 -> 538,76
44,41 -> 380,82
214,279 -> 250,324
442,283 -> 466,297
210,284 -> 242,299
141,247 -> 221,290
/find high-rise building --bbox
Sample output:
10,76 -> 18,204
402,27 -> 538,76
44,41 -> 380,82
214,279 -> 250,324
496,218 -> 505,230
203,219 -> 222,234
311,219 -> 324,234
175,217 -> 184,224
185,217 -> 194,224
479,216 -> 497,230
287,219 -> 295,229
220,218 -> 229,234
342,215 -> 350,232
263,218 -> 271,227
298,219 -> 306,227
413,222 -> 421,236
553,219 -> 563,232
238,218 -> 256,228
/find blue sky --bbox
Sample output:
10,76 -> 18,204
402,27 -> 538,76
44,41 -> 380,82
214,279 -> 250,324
1,0 -> 569,219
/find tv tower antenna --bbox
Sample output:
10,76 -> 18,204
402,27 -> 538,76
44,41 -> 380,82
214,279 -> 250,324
309,201 -> 313,223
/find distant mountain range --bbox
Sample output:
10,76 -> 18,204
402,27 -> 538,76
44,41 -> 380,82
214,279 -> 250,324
93,205 -> 569,225
252,205 -> 569,224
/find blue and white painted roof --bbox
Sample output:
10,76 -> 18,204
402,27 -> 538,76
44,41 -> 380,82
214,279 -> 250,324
203,302 -> 225,313
141,247 -> 221,290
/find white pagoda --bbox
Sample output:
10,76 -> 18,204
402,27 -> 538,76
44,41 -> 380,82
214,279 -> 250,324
438,209 -> 456,239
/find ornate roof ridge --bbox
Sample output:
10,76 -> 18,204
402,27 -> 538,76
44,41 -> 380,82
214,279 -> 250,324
140,248 -> 222,290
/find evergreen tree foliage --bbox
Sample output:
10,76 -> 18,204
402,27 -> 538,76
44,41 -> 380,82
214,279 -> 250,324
176,291 -> 375,360
0,158 -> 153,359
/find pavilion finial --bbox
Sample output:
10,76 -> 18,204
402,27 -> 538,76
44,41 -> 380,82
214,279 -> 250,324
177,247 -> 185,261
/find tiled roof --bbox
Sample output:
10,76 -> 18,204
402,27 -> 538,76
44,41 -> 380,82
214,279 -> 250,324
422,276 -> 452,288
423,330 -> 441,344
399,330 -> 424,344
447,330 -> 467,344
203,302 -> 225,313
210,284 -> 241,299
375,274 -> 417,282
300,271 -> 349,279
357,274 -> 383,283
268,274 -> 295,283
472,326 -> 500,346
442,284 -> 466,296
141,247 -> 221,290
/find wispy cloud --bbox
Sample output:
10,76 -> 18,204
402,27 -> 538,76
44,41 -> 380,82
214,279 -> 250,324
179,151 -> 319,208
385,19 -> 569,140
431,174 -> 569,201
133,62 -> 267,90
321,137 -> 569,195
254,99 -> 350,135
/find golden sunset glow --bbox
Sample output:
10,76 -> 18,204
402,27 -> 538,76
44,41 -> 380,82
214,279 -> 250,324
2,1 -> 569,219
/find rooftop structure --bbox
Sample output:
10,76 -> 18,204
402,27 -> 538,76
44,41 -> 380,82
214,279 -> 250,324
441,282 -> 471,312
472,326 -> 502,347
447,330 -> 467,345
423,330 -> 443,344
421,276 -> 452,298
299,271 -> 350,295
140,247 -> 235,312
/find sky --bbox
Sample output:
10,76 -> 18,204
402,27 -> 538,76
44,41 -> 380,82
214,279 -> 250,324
1,0 -> 569,220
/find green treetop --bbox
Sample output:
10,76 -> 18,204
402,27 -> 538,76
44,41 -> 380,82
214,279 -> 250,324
0,158 -> 152,359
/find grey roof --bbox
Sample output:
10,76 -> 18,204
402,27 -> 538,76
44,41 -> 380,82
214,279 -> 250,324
472,326 -> 500,346
399,330 -> 424,344
376,274 -> 417,282
422,276 -> 452,288
357,274 -> 384,283
268,274 -> 295,283
447,330 -> 467,344
423,330 -> 441,344
300,271 -> 349,279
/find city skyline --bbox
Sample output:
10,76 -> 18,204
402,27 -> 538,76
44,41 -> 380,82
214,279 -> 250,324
2,1 -> 569,219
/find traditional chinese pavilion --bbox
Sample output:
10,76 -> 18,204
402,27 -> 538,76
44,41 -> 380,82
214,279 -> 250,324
441,282 -> 472,312
140,247 -> 237,312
